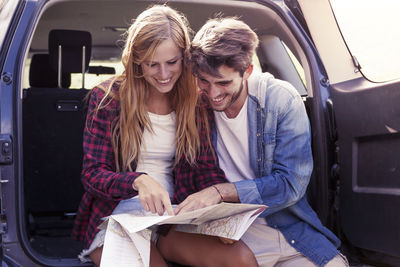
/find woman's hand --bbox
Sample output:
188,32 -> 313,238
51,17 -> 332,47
133,174 -> 174,216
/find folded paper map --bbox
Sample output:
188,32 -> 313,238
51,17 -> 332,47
100,202 -> 267,267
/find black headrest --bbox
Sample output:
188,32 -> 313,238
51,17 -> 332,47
29,54 -> 71,88
48,29 -> 92,73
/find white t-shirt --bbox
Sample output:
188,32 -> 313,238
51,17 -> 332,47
214,97 -> 255,182
135,111 -> 176,197
214,98 -> 267,226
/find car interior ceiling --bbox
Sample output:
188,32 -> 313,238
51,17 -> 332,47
22,0 -> 309,261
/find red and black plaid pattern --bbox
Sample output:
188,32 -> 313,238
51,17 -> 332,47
172,105 -> 227,203
72,79 -> 227,249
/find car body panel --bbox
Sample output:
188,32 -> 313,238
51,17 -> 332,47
298,0 -> 400,260
1,1 -> 84,266
331,78 -> 400,258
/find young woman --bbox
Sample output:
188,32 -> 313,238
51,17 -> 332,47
72,5 -> 258,267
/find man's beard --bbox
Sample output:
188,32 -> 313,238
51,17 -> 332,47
213,77 -> 244,112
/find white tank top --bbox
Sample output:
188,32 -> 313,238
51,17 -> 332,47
135,111 -> 176,197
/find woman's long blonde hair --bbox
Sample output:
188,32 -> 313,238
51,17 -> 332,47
96,5 -> 201,172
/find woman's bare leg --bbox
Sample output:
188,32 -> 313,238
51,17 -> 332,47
150,242 -> 168,267
158,228 -> 258,267
89,243 -> 167,267
89,246 -> 102,267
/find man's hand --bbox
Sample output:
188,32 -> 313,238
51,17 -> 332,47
133,174 -> 174,216
174,186 -> 222,214
175,183 -> 239,214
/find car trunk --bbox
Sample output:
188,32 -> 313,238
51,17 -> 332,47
19,0 -> 325,265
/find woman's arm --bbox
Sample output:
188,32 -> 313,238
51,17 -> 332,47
80,87 -> 142,201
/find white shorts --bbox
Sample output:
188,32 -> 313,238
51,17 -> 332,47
241,219 -> 348,267
78,197 -> 159,263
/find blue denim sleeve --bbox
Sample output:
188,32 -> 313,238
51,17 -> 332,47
235,91 -> 313,216
234,179 -> 263,204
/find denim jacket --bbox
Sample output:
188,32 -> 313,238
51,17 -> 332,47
213,72 -> 341,266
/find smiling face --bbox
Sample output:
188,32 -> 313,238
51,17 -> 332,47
197,65 -> 253,118
141,38 -> 183,96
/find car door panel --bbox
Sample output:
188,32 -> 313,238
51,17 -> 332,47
331,78 -> 400,257
297,0 -> 400,258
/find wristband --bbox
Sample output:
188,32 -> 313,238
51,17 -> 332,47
212,185 -> 224,202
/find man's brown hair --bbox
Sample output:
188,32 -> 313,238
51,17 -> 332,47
189,17 -> 259,77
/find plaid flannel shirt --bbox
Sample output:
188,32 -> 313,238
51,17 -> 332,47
72,79 -> 227,249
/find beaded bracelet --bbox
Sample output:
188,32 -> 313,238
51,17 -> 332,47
212,185 -> 224,202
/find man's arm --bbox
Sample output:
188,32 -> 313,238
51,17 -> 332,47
175,182 -> 238,214
234,89 -> 313,215
177,85 -> 312,216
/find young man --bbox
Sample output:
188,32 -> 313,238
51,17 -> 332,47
175,18 -> 348,266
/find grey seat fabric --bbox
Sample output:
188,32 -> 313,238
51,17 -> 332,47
23,30 -> 92,219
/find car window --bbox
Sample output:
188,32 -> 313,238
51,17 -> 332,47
70,60 -> 123,89
282,42 -> 306,88
252,54 -> 262,73
0,0 -> 20,57
329,0 -> 400,82
23,59 -> 123,89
